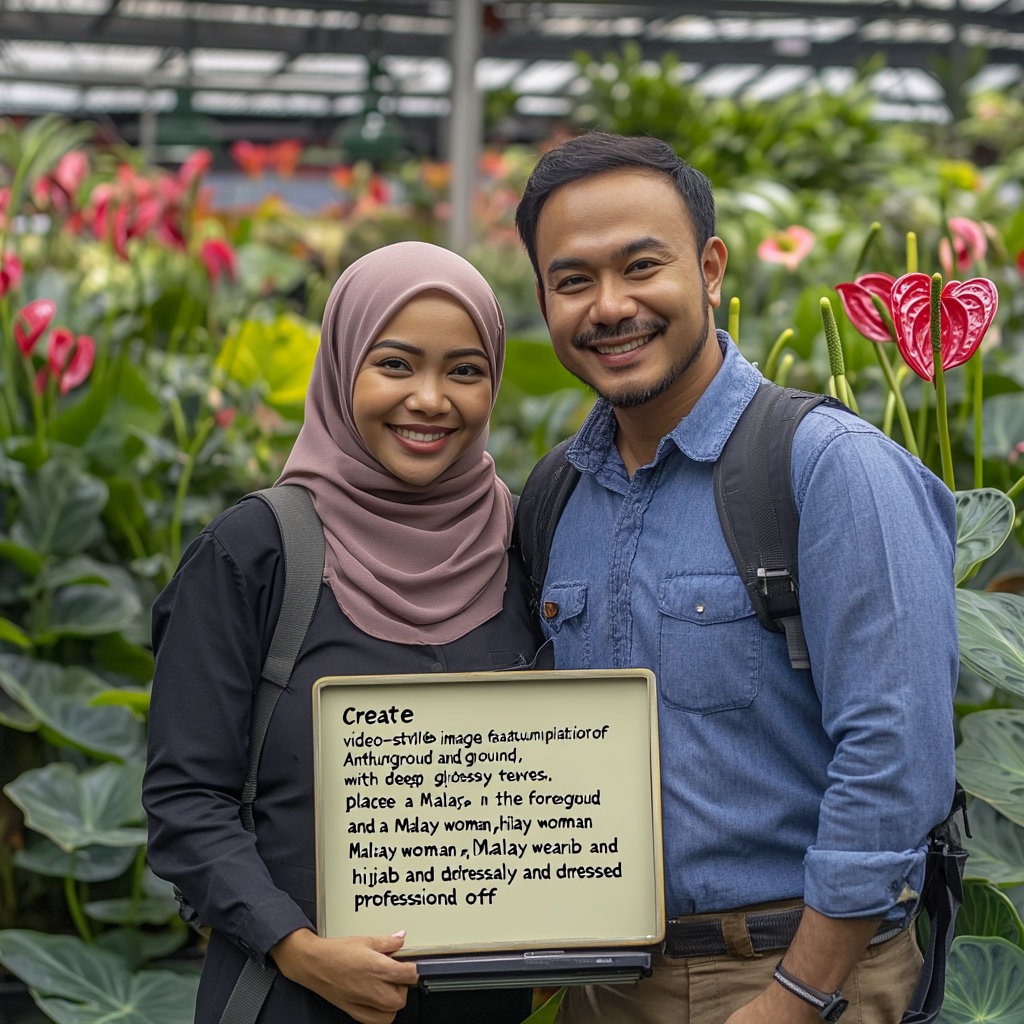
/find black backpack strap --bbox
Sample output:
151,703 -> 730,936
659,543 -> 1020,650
713,382 -> 842,670
220,484 -> 325,1024
512,437 -> 581,616
901,787 -> 970,1023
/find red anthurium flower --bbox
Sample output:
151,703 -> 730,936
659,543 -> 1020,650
46,329 -> 95,394
33,365 -> 49,395
890,273 -> 998,382
834,273 -> 896,343
215,406 -> 237,428
0,253 -> 23,298
270,140 -> 303,178
200,239 -> 238,284
53,150 -> 89,199
369,175 -> 390,204
757,226 -> 815,272
14,299 -> 57,355
178,148 -> 212,187
1017,249 -> 1024,280
939,217 -> 987,277
230,141 -> 268,178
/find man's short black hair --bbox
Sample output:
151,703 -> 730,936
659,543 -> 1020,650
515,132 -> 716,283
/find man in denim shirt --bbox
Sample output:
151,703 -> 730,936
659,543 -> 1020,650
514,134 -> 957,1024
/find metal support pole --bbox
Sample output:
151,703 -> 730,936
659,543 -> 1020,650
139,90 -> 157,165
448,0 -> 481,254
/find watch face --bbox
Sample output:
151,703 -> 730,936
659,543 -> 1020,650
822,998 -> 849,1022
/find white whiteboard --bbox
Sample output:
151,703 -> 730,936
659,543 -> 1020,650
313,670 -> 663,955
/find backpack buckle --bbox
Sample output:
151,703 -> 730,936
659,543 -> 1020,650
757,567 -> 795,596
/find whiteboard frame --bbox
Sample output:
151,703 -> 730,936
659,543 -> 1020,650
312,669 -> 664,956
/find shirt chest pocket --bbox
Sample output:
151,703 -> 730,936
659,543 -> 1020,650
540,583 -> 589,668
658,574 -> 761,715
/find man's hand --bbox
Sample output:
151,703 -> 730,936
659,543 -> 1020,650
270,927 -> 419,1024
724,907 -> 881,1024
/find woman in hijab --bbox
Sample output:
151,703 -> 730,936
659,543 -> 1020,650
144,242 -> 541,1024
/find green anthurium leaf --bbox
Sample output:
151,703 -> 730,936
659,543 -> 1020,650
11,457 -> 108,557
936,936 -> 1024,1023
0,538 -> 43,576
97,928 -> 187,971
0,930 -> 199,1024
955,489 -> 1016,584
956,710 -> 1024,827
90,689 -> 151,714
956,880 -> 1024,946
521,987 -> 566,1024
92,633 -> 154,683
38,556 -> 128,591
0,685 -> 38,731
84,896 -> 179,926
14,833 -> 137,882
955,590 -> 1024,699
43,583 -> 142,639
3,761 -> 146,851
963,801 -> 1024,887
0,657 -> 145,762
977,394 -> 1024,461
143,868 -> 175,899
0,616 -> 33,649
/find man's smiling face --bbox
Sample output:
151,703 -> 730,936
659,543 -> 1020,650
534,167 -> 724,409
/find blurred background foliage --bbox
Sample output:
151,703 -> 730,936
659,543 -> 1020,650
0,41 -> 1023,1024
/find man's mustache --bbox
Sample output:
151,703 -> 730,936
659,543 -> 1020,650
573,317 -> 669,350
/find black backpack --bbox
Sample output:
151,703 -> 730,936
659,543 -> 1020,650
512,380 -> 968,1024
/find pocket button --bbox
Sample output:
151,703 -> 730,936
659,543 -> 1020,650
543,601 -> 559,620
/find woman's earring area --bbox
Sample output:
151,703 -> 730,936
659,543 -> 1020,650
353,290 -> 492,486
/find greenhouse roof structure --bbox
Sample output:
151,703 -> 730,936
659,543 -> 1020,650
0,0 -> 1019,127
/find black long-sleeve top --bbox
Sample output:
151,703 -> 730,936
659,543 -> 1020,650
144,497 -> 540,1024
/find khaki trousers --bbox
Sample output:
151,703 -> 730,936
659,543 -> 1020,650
556,926 -> 922,1024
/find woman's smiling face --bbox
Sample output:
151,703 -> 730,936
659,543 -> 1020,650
353,290 -> 493,486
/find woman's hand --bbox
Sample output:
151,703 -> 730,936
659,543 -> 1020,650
270,927 -> 419,1024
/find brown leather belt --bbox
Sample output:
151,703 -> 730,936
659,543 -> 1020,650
663,903 -> 905,959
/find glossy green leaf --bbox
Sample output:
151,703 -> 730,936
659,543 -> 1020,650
44,583 -> 142,639
38,556 -> 128,591
963,801 -> 1024,888
4,761 -> 146,851
92,633 -> 154,684
0,685 -> 38,731
84,897 -> 179,926
956,711 -> 1024,827
0,616 -> 33,649
955,489 -> 1016,584
936,937 -> 1024,1023
956,880 -> 1024,946
521,987 -> 566,1024
0,930 -> 199,1024
0,657 -> 145,762
977,394 -> 1024,461
90,689 -> 151,714
14,833 -> 137,883
956,590 -> 1024,699
11,457 -> 108,557
0,538 -> 43,575
97,928 -> 187,971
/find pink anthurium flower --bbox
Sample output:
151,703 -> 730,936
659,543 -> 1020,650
53,150 -> 89,199
46,328 -> 95,394
178,148 -> 212,187
757,226 -> 815,272
0,253 -> 23,298
200,239 -> 238,284
14,299 -> 57,355
890,273 -> 998,382
939,217 -> 987,277
834,273 -> 896,343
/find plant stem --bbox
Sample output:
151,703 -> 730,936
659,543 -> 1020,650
728,297 -> 740,344
129,845 -> 146,926
869,295 -> 919,456
906,231 -> 918,274
169,415 -> 214,569
775,353 -> 795,387
853,221 -> 881,277
1007,473 -> 1024,502
882,389 -> 896,437
0,297 -> 19,432
763,328 -> 793,381
973,348 -> 984,488
931,273 -> 955,491
64,874 -> 92,943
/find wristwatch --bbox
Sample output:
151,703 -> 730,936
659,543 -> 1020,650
773,960 -> 849,1022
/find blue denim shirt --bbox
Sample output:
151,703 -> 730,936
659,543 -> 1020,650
540,333 -> 958,923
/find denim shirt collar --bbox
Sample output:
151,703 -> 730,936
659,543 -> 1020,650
566,330 -> 763,475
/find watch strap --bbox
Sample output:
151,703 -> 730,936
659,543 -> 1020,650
773,960 -> 849,1021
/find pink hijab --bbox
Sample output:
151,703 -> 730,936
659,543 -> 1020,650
277,241 -> 513,645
